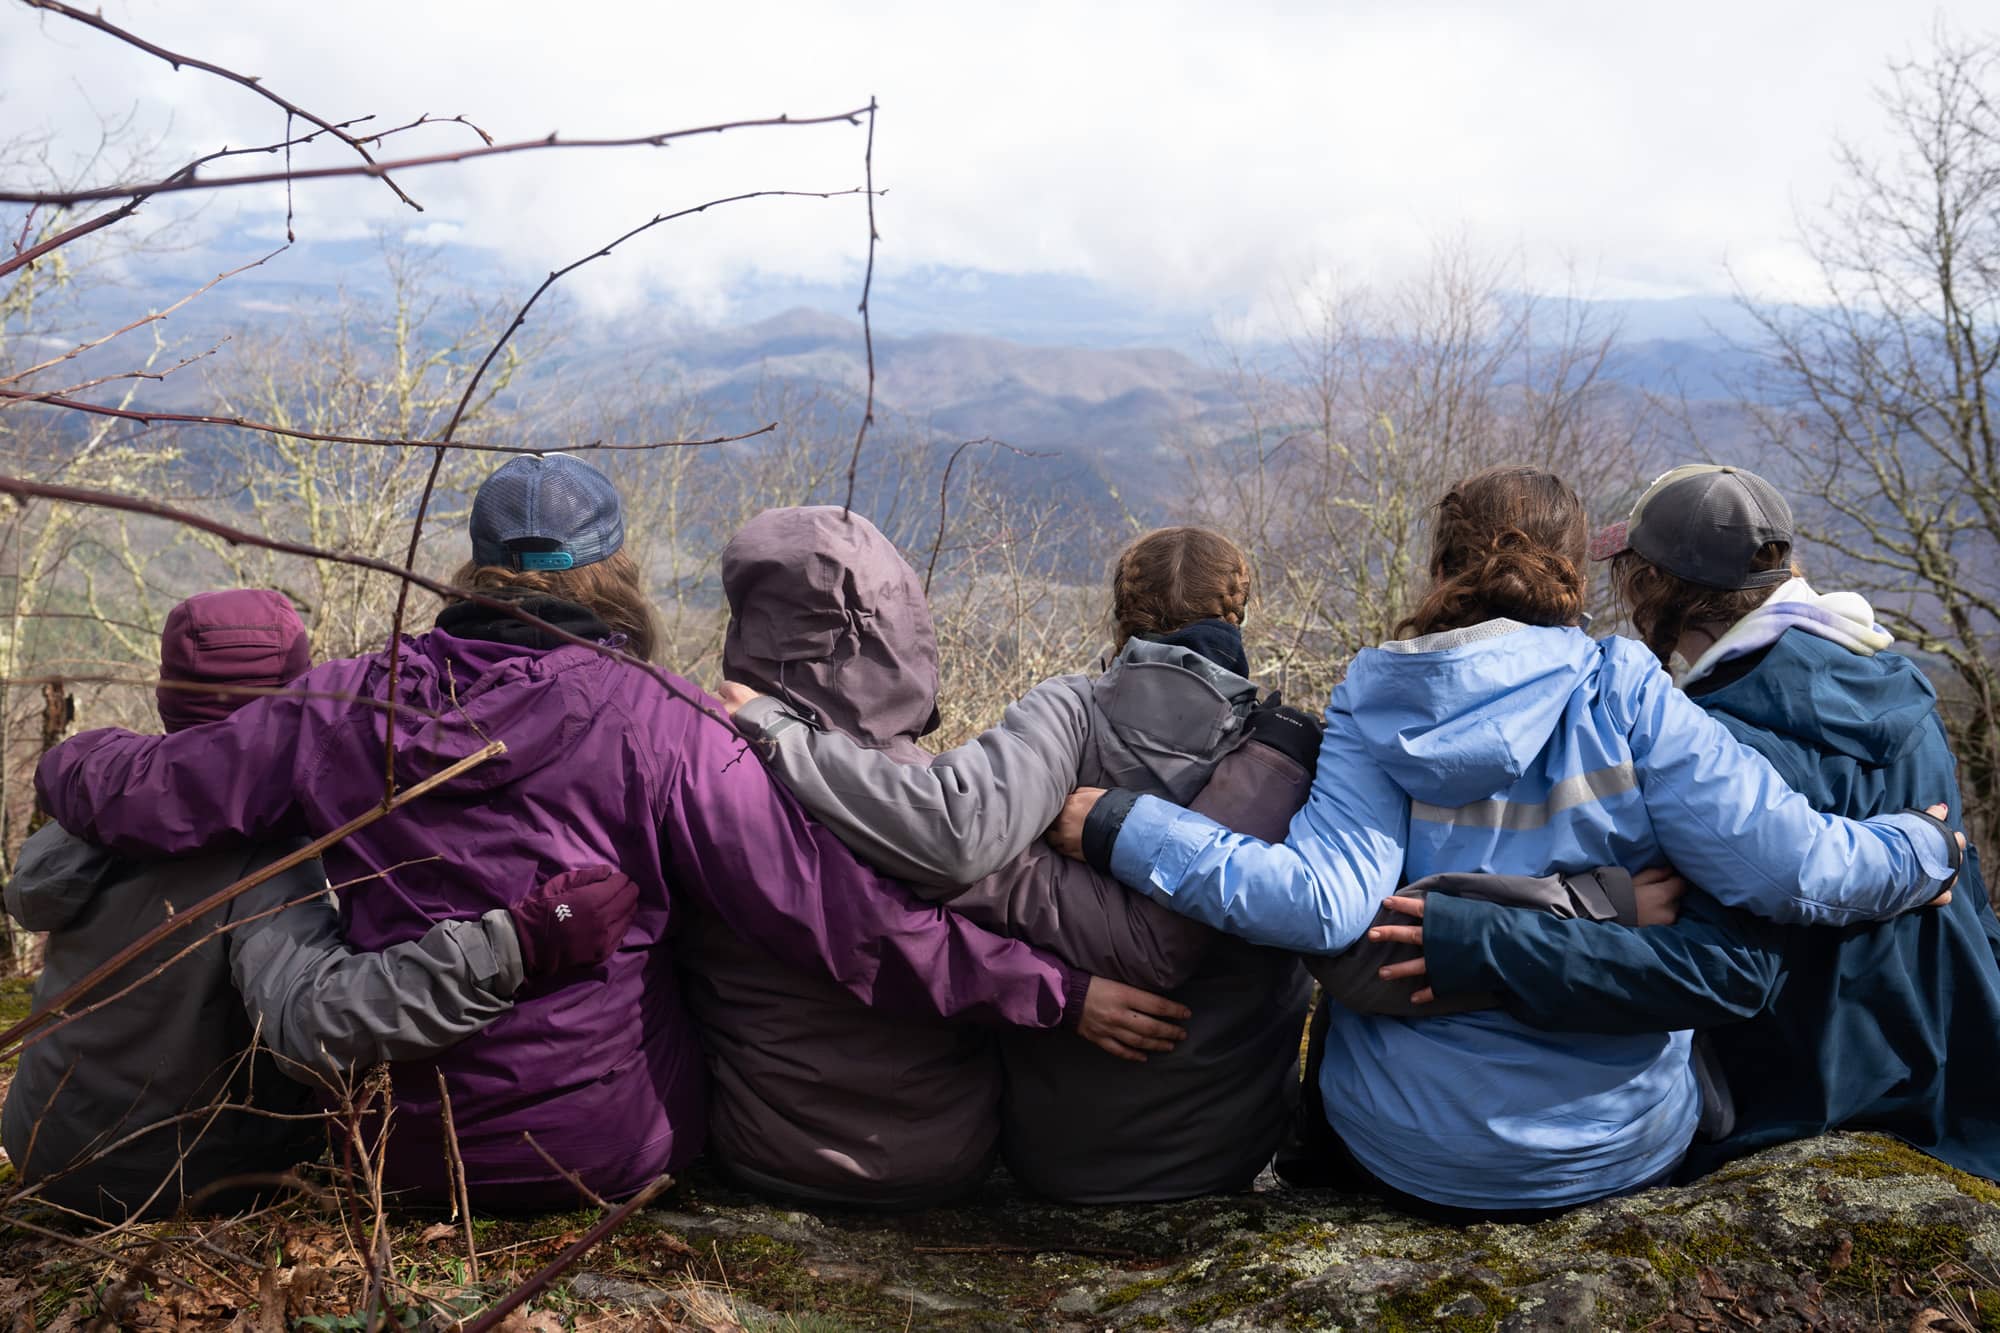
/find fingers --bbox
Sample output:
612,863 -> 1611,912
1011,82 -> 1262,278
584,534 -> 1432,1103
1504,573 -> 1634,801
715,681 -> 759,715
1113,1011 -> 1190,1046
1928,891 -> 1954,908
1925,802 -> 1949,820
1090,1036 -> 1149,1063
1367,923 -> 1423,947
1379,895 -> 1426,919
1377,957 -> 1427,981
1632,865 -> 1680,886
1113,982 -> 1193,1023
1410,987 -> 1436,1005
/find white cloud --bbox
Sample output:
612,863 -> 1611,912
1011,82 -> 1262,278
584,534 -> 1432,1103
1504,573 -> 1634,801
2,0 -> 1987,320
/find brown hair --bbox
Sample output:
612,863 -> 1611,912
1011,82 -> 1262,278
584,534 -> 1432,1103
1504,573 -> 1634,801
1111,526 -> 1254,646
1396,467 -> 1590,639
1610,543 -> 1801,664
449,550 -> 661,663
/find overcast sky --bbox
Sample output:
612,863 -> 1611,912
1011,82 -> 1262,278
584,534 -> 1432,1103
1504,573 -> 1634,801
2,1 -> 1989,325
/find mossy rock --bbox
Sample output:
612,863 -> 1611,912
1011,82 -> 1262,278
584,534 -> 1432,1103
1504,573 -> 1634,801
545,1133 -> 2000,1330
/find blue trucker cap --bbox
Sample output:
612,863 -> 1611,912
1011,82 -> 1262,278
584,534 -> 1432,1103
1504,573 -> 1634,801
469,454 -> 625,572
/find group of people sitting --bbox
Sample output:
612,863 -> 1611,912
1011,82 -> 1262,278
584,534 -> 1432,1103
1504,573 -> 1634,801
5,451 -> 1992,1227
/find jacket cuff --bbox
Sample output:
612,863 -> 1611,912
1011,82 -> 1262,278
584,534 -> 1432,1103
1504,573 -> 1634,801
731,692 -> 810,745
1880,809 -> 1961,895
1414,894 -> 1507,998
478,908 -> 526,997
1081,787 -> 1142,875
1058,965 -> 1092,1029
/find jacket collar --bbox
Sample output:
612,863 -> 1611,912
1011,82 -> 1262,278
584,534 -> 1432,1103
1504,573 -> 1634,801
434,593 -> 612,650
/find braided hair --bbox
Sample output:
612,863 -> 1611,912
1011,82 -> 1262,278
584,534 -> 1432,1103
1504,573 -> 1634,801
1111,526 -> 1254,647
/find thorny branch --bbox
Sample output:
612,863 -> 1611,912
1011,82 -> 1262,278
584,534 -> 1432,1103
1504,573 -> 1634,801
842,97 -> 881,517
925,437 -> 1053,594
0,107 -> 875,206
379,183 -> 874,797
21,0 -> 424,210
0,740 -> 508,1062
0,387 -> 780,454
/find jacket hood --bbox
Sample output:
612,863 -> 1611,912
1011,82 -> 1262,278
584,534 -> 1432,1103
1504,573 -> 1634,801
4,823 -> 124,932
1341,620 -> 1600,806
721,507 -> 940,758
359,624 -> 610,797
1678,577 -> 1895,689
1693,629 -> 1937,766
1091,637 -> 1259,761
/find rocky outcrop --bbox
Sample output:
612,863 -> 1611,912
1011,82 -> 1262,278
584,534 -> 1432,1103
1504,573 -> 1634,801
577,1133 -> 2000,1331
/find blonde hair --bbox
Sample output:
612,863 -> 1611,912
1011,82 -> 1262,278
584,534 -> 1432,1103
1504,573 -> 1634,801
449,550 -> 661,663
1397,467 -> 1590,639
1111,526 -> 1253,647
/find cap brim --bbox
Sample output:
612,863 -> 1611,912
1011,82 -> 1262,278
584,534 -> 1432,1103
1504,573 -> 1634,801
1588,520 -> 1631,563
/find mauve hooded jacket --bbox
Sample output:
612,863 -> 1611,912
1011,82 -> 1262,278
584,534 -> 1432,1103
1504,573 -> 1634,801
36,611 -> 1087,1208
725,507 -> 1311,1203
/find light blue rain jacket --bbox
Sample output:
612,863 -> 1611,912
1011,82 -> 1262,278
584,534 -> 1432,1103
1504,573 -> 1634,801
1108,620 -> 1956,1210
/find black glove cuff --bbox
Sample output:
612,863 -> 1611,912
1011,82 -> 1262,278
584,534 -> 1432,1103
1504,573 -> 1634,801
1904,806 -> 1963,889
1244,703 -> 1324,775
1081,787 -> 1143,876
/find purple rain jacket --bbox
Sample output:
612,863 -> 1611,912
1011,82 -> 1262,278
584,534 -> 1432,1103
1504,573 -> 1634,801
36,602 -> 1086,1208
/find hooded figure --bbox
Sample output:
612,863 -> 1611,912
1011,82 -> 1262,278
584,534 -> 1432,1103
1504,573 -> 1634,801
717,507 -> 1314,1204
36,459 -> 1122,1209
3,589 -> 592,1221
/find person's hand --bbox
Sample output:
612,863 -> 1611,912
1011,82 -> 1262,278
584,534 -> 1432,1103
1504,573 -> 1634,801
1924,803 -> 1962,907
1633,865 -> 1687,926
1047,787 -> 1107,861
1370,895 -> 1433,1004
506,865 -> 642,978
715,681 -> 762,716
1076,977 -> 1192,1062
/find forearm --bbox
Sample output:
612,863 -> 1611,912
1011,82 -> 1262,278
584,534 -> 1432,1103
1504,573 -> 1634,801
235,897 -> 520,1073
1107,792 -> 1399,954
732,682 -> 1085,888
950,844 -> 1208,989
670,715 -> 1083,1029
1423,892 -> 1781,1033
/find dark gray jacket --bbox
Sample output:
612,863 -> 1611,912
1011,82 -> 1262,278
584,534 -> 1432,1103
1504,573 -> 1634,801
2,822 -> 521,1220
733,534 -> 1310,1203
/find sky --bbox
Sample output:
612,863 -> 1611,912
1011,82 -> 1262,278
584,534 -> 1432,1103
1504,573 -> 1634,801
2,0 -> 1990,331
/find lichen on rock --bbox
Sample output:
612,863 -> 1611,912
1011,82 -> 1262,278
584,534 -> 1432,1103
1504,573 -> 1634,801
569,1133 -> 2000,1331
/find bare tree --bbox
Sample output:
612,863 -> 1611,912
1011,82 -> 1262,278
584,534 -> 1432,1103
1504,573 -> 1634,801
1737,25 -> 2000,846
1181,241 -> 1655,703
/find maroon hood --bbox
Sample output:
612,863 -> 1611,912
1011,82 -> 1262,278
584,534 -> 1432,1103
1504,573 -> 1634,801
158,590 -> 311,732
722,507 -> 939,759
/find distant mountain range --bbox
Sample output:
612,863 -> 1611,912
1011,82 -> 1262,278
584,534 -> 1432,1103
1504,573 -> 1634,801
45,232 -> 1775,521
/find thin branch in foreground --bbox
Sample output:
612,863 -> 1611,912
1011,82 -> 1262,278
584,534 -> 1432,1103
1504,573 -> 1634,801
0,247 -> 286,387
842,96 -> 881,517
0,107 -> 874,206
925,437 -> 1054,594
379,183 -> 870,797
22,0 -> 422,210
0,388 -> 778,454
460,1174 -> 676,1333
0,472 -> 740,755
0,741 -> 507,1063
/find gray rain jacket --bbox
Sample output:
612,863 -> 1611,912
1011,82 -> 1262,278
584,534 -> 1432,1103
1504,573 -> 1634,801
2,822 -> 522,1220
728,508 -> 1311,1203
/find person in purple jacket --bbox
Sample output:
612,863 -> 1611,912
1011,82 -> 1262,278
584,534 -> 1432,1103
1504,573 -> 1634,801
34,453 -> 1187,1209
